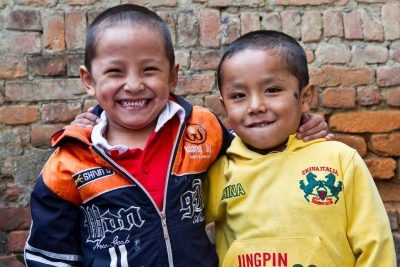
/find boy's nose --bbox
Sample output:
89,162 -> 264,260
123,74 -> 144,93
247,95 -> 267,114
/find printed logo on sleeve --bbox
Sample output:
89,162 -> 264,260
184,124 -> 212,159
299,166 -> 343,205
73,167 -> 115,188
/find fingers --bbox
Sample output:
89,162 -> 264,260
72,112 -> 100,128
297,113 -> 330,141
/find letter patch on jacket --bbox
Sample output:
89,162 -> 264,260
82,204 -> 145,250
180,179 -> 204,224
73,167 -> 115,188
299,166 -> 343,205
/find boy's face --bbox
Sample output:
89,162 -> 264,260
219,48 -> 314,153
80,23 -> 178,134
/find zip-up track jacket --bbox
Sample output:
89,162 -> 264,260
25,96 -> 231,267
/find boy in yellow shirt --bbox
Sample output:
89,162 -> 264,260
205,30 -> 396,267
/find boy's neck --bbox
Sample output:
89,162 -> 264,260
245,138 -> 288,155
105,123 -> 156,150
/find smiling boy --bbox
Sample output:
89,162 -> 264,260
205,30 -> 396,267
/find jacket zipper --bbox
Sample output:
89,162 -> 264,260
92,120 -> 185,267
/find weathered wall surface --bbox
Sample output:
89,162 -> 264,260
0,0 -> 399,265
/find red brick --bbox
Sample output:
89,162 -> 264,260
8,231 -> 29,253
5,79 -> 85,101
0,32 -> 41,54
301,11 -> 322,42
343,10 -> 362,40
175,72 -> 215,95
351,44 -> 388,65
198,9 -> 220,48
386,87 -> 400,107
205,95 -> 226,116
281,10 -> 301,39
207,0 -> 231,6
356,86 -> 381,106
5,9 -> 41,31
208,0 -> 262,6
175,50 -> 190,70
0,56 -> 27,79
310,66 -> 374,87
0,105 -> 38,125
261,12 -> 282,32
3,183 -> 23,204
376,181 -> 400,202
65,0 -> 96,5
67,53 -> 84,77
190,50 -> 221,71
322,87 -> 355,108
177,12 -> 198,47
360,8 -> 384,41
122,0 -> 177,6
83,99 -> 98,113
41,102 -> 82,123
275,0 -> 334,5
157,12 -> 176,46
241,11 -> 260,35
315,44 -> 351,64
31,124 -> 66,148
14,0 -> 57,6
0,91 -> 4,105
329,110 -> 400,133
382,2 -> 400,40
0,207 -> 31,231
334,134 -> 367,157
369,133 -> 400,156
221,14 -> 240,45
65,11 -> 86,50
323,10 -> 343,37
377,66 -> 400,87
390,47 -> 400,63
364,156 -> 396,179
305,47 -> 315,64
42,11 -> 65,52
28,56 -> 67,77
0,256 -> 24,267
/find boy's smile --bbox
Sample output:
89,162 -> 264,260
80,23 -> 178,143
219,48 -> 313,154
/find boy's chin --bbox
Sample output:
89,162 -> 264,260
245,141 -> 287,155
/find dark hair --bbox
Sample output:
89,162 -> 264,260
84,4 -> 175,72
217,30 -> 309,91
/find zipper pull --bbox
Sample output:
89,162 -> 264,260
161,212 -> 170,240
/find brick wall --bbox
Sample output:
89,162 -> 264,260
0,0 -> 399,265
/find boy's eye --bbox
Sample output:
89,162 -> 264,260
265,87 -> 280,93
105,68 -> 121,74
144,66 -> 159,72
231,92 -> 246,99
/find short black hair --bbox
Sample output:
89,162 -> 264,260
217,30 -> 309,91
84,4 -> 175,72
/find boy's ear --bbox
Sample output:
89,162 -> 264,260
219,96 -> 226,111
79,65 -> 96,97
300,84 -> 315,113
169,64 -> 180,92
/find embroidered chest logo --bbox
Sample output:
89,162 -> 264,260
221,183 -> 246,200
184,124 -> 212,159
73,167 -> 115,188
82,204 -> 145,250
180,179 -> 204,224
299,166 -> 343,205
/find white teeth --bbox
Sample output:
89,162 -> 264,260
250,122 -> 269,127
121,100 -> 146,107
